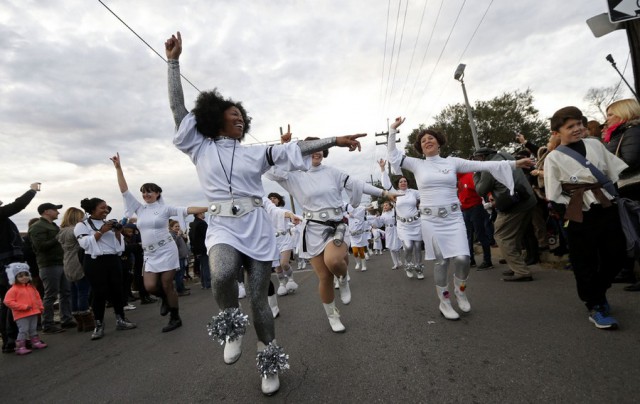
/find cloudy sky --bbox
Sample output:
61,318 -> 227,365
0,0 -> 631,231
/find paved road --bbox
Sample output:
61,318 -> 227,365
1,254 -> 639,403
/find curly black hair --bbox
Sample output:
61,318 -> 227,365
80,197 -> 105,215
414,129 -> 446,154
192,88 -> 252,140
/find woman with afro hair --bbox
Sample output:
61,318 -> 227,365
165,31 -> 365,396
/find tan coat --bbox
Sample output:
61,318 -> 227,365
56,226 -> 85,282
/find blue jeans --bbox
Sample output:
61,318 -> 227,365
198,254 -> 211,289
174,258 -> 188,292
71,277 -> 91,312
463,204 -> 492,264
40,265 -> 73,327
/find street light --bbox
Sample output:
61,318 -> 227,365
454,63 -> 480,150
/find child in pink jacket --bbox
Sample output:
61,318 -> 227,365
3,262 -> 48,355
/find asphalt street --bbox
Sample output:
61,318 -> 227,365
1,253 -> 639,403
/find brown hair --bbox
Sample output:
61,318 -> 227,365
413,129 -> 446,154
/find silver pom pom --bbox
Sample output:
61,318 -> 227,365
256,341 -> 290,378
206,307 -> 249,345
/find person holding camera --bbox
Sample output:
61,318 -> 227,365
110,153 -> 207,333
74,197 -> 136,340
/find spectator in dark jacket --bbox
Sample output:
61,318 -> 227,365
473,148 -> 537,282
0,183 -> 39,353
604,98 -> 640,290
190,212 -> 210,289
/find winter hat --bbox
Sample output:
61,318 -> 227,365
5,262 -> 31,285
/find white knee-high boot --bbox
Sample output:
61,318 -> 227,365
453,276 -> 470,312
268,294 -> 280,318
436,285 -> 460,320
361,258 -> 367,271
323,301 -> 346,332
354,258 -> 361,270
390,251 -> 399,269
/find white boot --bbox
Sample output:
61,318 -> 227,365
405,264 -> 415,278
354,258 -> 361,270
415,266 -> 425,280
361,259 -> 367,272
285,275 -> 298,293
365,251 -> 370,260
436,285 -> 460,320
224,335 -> 243,364
334,276 -> 340,289
257,341 -> 280,395
338,275 -> 351,304
238,282 -> 246,299
454,276 -> 471,313
268,294 -> 280,318
323,301 -> 346,332
277,279 -> 288,296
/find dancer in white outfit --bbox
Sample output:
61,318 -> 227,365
387,117 -> 534,320
371,200 -> 406,273
348,205 -> 369,271
266,136 -> 396,332
371,227 -> 383,255
111,154 -> 207,333
267,192 -> 300,296
379,159 -> 423,279
165,31 -> 367,395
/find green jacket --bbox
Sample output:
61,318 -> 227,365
28,218 -> 64,268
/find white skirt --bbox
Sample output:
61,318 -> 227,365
421,211 -> 468,260
298,221 -> 349,259
143,244 -> 180,273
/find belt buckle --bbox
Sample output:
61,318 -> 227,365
407,218 -> 413,223
319,211 -> 329,219
437,207 -> 448,218
303,212 -> 312,219
424,208 -> 432,216
148,245 -> 155,252
210,203 -> 219,213
158,239 -> 167,247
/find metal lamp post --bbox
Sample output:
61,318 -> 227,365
454,63 -> 480,150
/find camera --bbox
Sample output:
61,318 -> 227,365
108,219 -> 123,231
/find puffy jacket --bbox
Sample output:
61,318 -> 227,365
3,283 -> 44,320
605,119 -> 640,179
56,226 -> 84,282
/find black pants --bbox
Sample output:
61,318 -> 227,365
83,255 -> 125,321
566,205 -> 625,310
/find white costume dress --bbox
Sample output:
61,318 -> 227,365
380,171 -> 422,242
174,113 -> 310,262
348,206 -> 369,248
265,164 -> 384,259
122,190 -> 187,273
371,227 -> 383,251
372,208 -> 402,251
387,128 -> 515,260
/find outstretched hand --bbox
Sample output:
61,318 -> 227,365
336,134 -> 367,152
515,157 -> 535,169
110,152 -> 122,169
385,191 -> 401,202
165,31 -> 182,60
390,116 -> 405,130
280,124 -> 292,144
378,159 -> 387,170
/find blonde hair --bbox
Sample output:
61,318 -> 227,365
607,98 -> 640,122
60,207 -> 85,228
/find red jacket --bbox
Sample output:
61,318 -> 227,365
457,172 -> 483,211
3,283 -> 44,320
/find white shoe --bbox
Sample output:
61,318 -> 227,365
123,304 -> 136,311
405,267 -> 415,278
436,286 -> 460,320
224,335 -> 243,364
361,260 -> 367,271
268,295 -> 280,318
391,264 -> 398,270
238,283 -> 246,299
365,252 -> 370,260
262,373 -> 280,396
277,282 -> 288,296
338,276 -> 351,304
355,259 -> 361,270
323,302 -> 346,333
454,276 -> 470,312
415,268 -> 425,280
286,278 -> 298,293
334,277 -> 340,289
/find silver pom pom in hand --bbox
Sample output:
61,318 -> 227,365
256,341 -> 290,378
207,307 -> 249,345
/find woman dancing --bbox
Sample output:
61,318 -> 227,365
387,117 -> 533,320
165,31 -> 365,395
111,153 -> 207,333
267,192 -> 299,296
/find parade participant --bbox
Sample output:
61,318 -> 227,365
3,263 -> 47,355
266,135 -> 396,333
267,192 -> 299,296
110,153 -> 207,333
379,160 -> 423,278
387,117 -> 533,320
348,205 -> 370,271
74,198 -> 136,340
544,106 -> 628,329
371,226 -> 383,255
165,31 -> 365,395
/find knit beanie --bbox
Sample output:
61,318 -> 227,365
5,262 -> 31,285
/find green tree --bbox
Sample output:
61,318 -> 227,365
404,89 -> 549,158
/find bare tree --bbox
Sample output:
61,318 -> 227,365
584,86 -> 619,121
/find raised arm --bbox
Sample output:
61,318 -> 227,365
165,31 -> 188,130
297,133 -> 367,155
110,152 -> 129,194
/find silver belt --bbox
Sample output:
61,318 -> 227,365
350,229 -> 364,236
302,207 -> 343,221
275,229 -> 291,237
397,213 -> 420,223
143,235 -> 174,253
209,196 -> 263,217
385,223 -> 395,228
420,203 -> 460,218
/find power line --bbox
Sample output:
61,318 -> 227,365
387,0 -> 410,107
457,0 -> 494,62
379,0 -> 392,109
398,0 -> 430,107
383,1 -> 403,112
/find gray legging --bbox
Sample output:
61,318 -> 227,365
432,240 -> 470,287
402,239 -> 423,268
209,244 -> 274,344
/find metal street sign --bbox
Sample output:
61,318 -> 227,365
608,0 -> 640,23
